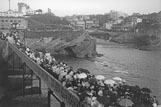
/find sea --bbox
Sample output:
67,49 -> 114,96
54,44 -> 161,102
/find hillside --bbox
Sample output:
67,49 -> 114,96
27,14 -> 70,29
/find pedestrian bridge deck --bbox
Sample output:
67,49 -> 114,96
8,42 -> 82,107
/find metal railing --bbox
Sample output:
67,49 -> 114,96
8,42 -> 82,107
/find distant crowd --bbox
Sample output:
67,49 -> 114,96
0,31 -> 160,107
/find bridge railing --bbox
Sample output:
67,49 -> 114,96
8,42 -> 83,107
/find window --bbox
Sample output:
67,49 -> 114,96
10,20 -> 13,22
1,20 -> 4,22
14,20 -> 17,22
5,20 -> 8,22
18,20 -> 21,23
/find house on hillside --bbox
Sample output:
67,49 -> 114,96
35,9 -> 43,15
93,19 -> 99,27
103,22 -> 113,30
76,20 -> 85,29
85,20 -> 93,29
26,8 -> 35,15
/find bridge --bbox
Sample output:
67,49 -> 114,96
6,42 -> 86,107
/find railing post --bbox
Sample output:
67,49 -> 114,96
12,51 -> 14,72
50,90 -> 66,107
19,55 -> 22,70
39,77 -> 41,95
22,62 -> 26,97
6,48 -> 9,71
60,102 -> 65,107
30,70 -> 33,95
48,89 -> 51,107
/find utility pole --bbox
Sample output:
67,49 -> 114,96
9,0 -> 11,10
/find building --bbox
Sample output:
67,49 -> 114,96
48,8 -> 51,13
109,10 -> 128,20
132,13 -> 141,16
93,19 -> 99,27
103,22 -> 113,30
131,17 -> 142,25
77,15 -> 90,21
136,18 -> 142,23
0,17 -> 28,30
66,15 -> 99,29
25,8 -> 35,15
18,2 -> 37,15
85,20 -> 94,29
123,16 -> 142,28
69,21 -> 76,26
124,21 -> 134,27
111,25 -> 123,31
0,2 -> 36,17
77,20 -> 99,29
109,10 -> 119,20
0,10 -> 23,17
18,2 -> 30,14
35,9 -> 43,15
115,19 -> 124,24
76,20 -> 85,29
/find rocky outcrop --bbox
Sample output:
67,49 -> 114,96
110,33 -> 135,44
110,33 -> 161,50
139,37 -> 161,50
28,31 -> 97,58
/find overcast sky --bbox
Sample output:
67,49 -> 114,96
0,0 -> 161,16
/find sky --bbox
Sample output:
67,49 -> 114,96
0,0 -> 161,16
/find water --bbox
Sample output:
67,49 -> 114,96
54,45 -> 161,102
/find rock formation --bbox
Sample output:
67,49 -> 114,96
28,31 -> 97,58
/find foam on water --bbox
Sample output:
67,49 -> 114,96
113,70 -> 128,74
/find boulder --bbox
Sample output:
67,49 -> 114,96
28,31 -> 97,58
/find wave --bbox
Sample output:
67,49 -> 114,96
114,70 -> 128,74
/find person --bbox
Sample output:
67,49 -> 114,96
0,32 -> 3,39
152,96 -> 159,107
6,34 -> 14,44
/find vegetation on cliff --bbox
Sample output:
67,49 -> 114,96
27,14 -> 70,30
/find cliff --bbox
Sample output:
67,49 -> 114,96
27,31 -> 97,58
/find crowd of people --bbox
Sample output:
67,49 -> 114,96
0,31 -> 160,107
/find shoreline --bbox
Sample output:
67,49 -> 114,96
96,38 -> 137,50
96,38 -> 161,51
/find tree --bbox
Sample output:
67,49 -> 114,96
134,35 -> 150,47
